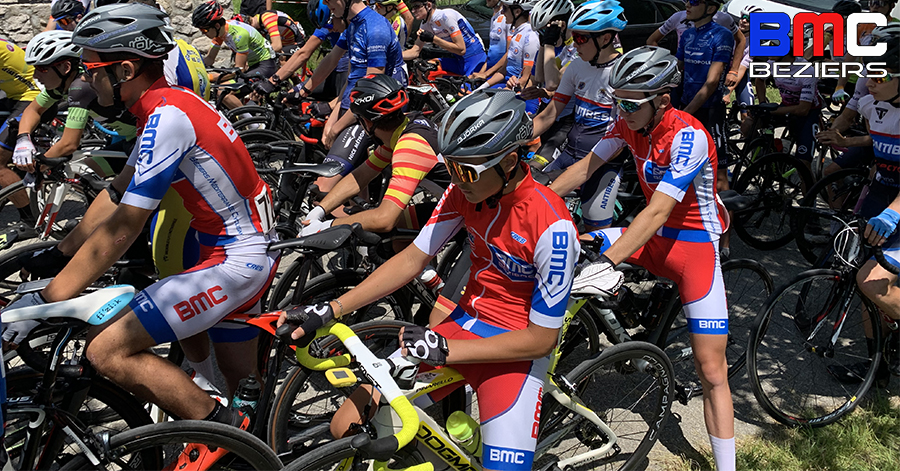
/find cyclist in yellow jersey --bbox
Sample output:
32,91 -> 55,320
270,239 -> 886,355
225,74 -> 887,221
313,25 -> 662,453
373,0 -> 410,47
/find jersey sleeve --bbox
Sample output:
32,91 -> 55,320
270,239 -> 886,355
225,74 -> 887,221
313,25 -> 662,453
711,30 -> 734,64
522,32 -> 538,71
64,79 -> 98,130
529,220 -> 578,329
552,66 -> 576,105
365,145 -> 391,172
413,185 -> 465,256
590,118 -> 627,163
313,27 -> 329,40
658,12 -> 680,36
260,12 -> 281,40
35,89 -> 60,109
335,31 -> 349,51
396,1 -> 409,15
363,19 -> 394,68
382,133 -> 439,209
847,71 -> 869,111
715,11 -> 738,34
676,31 -> 686,61
121,105 -> 195,210
230,27 -> 252,53
443,12 -> 463,38
657,126 -> 710,202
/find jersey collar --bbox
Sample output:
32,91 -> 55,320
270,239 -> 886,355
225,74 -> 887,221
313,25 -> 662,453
388,116 -> 410,150
128,76 -> 169,122
497,162 -> 536,207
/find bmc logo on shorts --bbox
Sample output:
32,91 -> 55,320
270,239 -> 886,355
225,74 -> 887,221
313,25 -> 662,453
489,449 -> 526,465
690,318 -> 728,335
174,286 -> 228,321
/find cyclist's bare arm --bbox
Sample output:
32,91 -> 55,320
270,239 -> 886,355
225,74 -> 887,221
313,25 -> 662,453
234,52 -> 250,73
435,33 -> 466,56
532,97 -> 565,137
17,100 -> 48,136
273,35 -> 322,81
44,126 -> 84,159
646,28 -> 664,46
300,46 -> 345,93
42,202 -> 155,302
549,147 -> 624,196
773,100 -> 812,116
412,321 -> 559,363
602,191 -> 678,264
57,166 -> 134,257
203,43 -> 221,67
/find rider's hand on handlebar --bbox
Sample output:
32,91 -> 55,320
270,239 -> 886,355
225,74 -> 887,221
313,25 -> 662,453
815,128 -> 847,147
519,86 -> 549,101
277,302 -> 336,343
865,208 -> 900,247
13,133 -> 36,172
400,325 -> 449,366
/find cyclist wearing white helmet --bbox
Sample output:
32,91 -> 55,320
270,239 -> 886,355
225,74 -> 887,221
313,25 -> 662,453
534,0 -> 627,232
727,4 -> 762,118
561,46 -> 735,471
481,0 -> 541,113
526,0 -> 575,100
404,0 -> 487,76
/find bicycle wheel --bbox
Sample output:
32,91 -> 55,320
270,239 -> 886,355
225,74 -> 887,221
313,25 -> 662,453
0,239 -> 58,303
747,269 -> 883,427
238,129 -> 295,189
0,179 -> 26,223
4,368 -> 156,469
267,320 -> 409,458
59,420 -> 283,470
791,168 -> 869,265
662,258 -> 775,397
536,341 -> 674,471
732,152 -> 813,250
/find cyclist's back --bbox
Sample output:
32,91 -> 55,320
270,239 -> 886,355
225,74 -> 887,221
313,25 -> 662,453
165,39 -> 211,101
0,37 -> 40,104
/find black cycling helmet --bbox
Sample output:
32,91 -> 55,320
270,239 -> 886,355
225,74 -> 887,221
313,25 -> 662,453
51,0 -> 86,20
192,1 -> 225,29
72,3 -> 175,58
833,0 -> 862,16
349,74 -> 408,122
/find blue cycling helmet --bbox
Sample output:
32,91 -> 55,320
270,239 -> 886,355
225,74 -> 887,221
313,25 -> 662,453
568,0 -> 627,34
308,0 -> 332,29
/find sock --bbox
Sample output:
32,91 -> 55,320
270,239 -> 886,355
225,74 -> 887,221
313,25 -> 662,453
189,355 -> 217,383
202,400 -> 233,424
709,435 -> 735,471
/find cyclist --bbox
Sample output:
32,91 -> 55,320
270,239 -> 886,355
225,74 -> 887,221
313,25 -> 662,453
192,1 -> 277,109
727,4 -> 760,132
4,3 -> 279,426
805,0 -> 863,104
751,43 -> 822,167
532,0 -> 625,231
483,0 -> 540,114
279,89 -> 578,471
372,0 -> 411,48
245,9 -> 305,53
646,0 -> 745,94
482,0 -> 509,73
43,0 -> 90,31
0,36 -> 40,227
300,75 -> 450,236
560,46 -> 735,471
851,25 -> 900,380
48,0 -> 86,31
259,0 -> 349,102
403,0 -> 487,77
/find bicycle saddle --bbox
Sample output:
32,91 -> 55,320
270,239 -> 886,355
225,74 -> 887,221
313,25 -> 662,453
718,189 -> 753,212
277,162 -> 343,178
2,285 -> 135,326
268,223 -> 381,253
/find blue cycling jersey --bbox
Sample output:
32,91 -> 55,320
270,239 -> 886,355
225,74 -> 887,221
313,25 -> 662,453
313,27 -> 350,73
676,21 -> 734,109
335,7 -> 406,109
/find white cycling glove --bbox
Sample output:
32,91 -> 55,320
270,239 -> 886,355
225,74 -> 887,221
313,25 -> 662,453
831,88 -> 850,103
2,292 -> 46,346
13,134 -> 36,168
571,255 -> 624,297
299,218 -> 333,237
306,206 -> 326,223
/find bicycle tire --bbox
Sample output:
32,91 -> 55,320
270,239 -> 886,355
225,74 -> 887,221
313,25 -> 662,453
0,179 -> 26,220
747,269 -> 883,427
267,320 -> 411,458
791,167 -> 869,265
59,420 -> 283,470
732,152 -> 813,250
0,239 -> 58,302
536,341 -> 674,471
280,436 -> 360,471
4,368 -> 157,469
661,258 -> 775,397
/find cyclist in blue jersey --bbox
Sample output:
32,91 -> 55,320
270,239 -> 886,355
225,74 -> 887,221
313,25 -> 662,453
532,0 -> 625,231
403,0 -> 487,76
482,0 -> 509,72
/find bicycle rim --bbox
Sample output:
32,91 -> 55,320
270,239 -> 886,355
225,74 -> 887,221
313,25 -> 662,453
536,342 -> 674,471
748,270 -> 882,427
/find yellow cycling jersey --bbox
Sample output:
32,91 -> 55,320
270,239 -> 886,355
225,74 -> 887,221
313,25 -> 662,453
164,39 -> 211,101
0,38 -> 39,102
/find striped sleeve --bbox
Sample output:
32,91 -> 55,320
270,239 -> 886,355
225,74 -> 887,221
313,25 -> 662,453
261,12 -> 281,41
382,133 -> 439,209
365,145 -> 392,171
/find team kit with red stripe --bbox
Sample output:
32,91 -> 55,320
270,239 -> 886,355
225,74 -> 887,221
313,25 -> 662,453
123,79 -> 279,343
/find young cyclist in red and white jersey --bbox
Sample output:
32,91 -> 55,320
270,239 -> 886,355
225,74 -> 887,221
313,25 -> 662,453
558,46 -> 735,471
279,89 -> 579,471
3,4 -> 278,426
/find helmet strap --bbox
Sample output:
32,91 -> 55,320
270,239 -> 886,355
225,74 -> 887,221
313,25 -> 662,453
588,33 -> 615,66
51,59 -> 79,93
483,154 -> 520,209
510,7 -> 527,27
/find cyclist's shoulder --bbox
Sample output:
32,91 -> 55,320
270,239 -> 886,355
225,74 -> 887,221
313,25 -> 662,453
857,93 -> 877,111
0,37 -> 24,61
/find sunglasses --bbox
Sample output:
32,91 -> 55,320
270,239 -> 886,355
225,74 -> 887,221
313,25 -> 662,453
82,59 -> 130,71
442,153 -> 507,183
571,32 -> 595,45
56,16 -> 75,27
740,14 -> 750,21
200,27 -> 211,33
614,94 -> 658,113
870,0 -> 889,7
685,0 -> 705,6
870,73 -> 897,85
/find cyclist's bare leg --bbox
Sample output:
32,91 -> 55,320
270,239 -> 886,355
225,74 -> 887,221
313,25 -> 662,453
690,333 -> 734,439
213,336 -> 260,397
86,308 -> 216,420
857,260 -> 900,320
717,169 -> 732,252
0,149 -> 30,209
331,384 -> 381,439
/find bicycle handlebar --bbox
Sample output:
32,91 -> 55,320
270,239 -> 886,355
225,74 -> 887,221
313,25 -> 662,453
276,321 -> 424,463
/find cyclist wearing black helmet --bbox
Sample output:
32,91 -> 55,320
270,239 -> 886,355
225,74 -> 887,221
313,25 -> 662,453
299,74 -> 450,237
47,0 -> 86,31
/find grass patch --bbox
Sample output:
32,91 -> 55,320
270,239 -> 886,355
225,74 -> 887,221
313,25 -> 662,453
666,394 -> 900,471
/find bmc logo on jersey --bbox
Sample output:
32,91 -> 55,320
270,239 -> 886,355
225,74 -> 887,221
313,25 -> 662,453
747,12 -> 888,78
174,286 -> 228,321
489,245 -> 535,282
643,161 -> 668,184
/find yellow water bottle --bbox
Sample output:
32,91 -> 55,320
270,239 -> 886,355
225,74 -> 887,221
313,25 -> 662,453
446,410 -> 482,458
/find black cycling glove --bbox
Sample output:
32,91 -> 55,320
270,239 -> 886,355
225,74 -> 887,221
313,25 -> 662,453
418,30 -> 435,43
401,326 -> 449,366
539,24 -> 562,46
282,302 -> 336,346
18,245 -> 71,278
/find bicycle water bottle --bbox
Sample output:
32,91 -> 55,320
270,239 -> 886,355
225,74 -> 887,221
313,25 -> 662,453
446,410 -> 482,458
419,267 -> 445,294
232,374 -> 261,412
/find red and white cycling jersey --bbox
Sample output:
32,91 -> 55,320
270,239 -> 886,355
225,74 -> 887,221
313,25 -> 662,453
591,107 -> 726,236
414,166 -> 579,332
124,79 -> 273,242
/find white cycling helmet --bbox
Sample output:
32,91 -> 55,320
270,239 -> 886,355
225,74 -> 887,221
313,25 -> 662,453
741,4 -> 763,16
501,0 -> 539,12
25,31 -> 83,67
530,0 -> 574,30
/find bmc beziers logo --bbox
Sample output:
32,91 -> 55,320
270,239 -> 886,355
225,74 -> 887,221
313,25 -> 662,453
748,12 -> 889,79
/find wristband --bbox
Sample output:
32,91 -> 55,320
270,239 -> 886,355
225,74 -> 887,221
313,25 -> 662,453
301,84 -> 312,95
332,299 -> 344,317
16,133 -> 30,139
272,74 -> 282,84
727,70 -> 738,75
